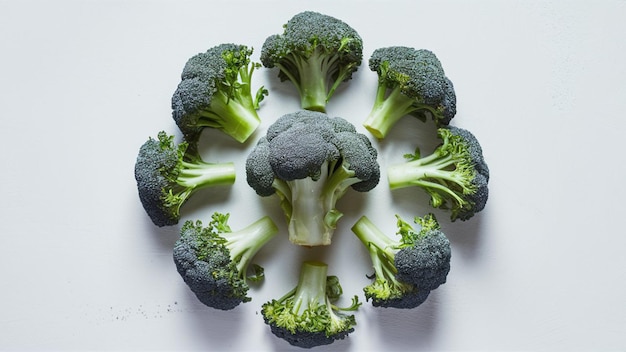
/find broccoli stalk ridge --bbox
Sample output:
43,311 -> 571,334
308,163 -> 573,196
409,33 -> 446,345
176,160 -> 237,189
278,159 -> 360,246
194,84 -> 262,143
364,83 -> 418,139
274,47 -> 331,112
352,217 -> 415,302
220,216 -> 279,277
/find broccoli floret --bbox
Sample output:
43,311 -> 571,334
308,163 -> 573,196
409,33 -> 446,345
171,43 -> 268,143
134,131 -> 236,227
387,126 -> 489,221
260,11 -> 363,112
363,46 -> 457,139
245,110 -> 380,246
261,261 -> 360,348
351,214 -> 450,309
173,212 -> 278,310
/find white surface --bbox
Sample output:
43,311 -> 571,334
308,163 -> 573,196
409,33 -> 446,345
1,0 -> 625,351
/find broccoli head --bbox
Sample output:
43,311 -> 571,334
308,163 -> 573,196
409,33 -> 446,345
351,214 -> 451,309
245,110 -> 380,246
261,261 -> 360,348
171,43 -> 268,143
260,11 -> 363,112
134,131 -> 236,227
363,46 -> 457,139
173,212 -> 278,310
387,126 -> 489,221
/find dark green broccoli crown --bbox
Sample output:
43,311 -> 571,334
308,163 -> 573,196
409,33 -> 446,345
260,11 -> 363,75
180,43 -> 248,81
171,77 -> 216,138
264,322 -> 353,348
368,286 -> 430,309
393,214 -> 451,291
395,230 -> 451,291
369,47 -> 445,100
134,131 -> 186,227
244,137 -> 275,196
268,112 -> 341,181
455,172 -> 489,221
334,131 -> 380,192
172,216 -> 250,310
440,77 -> 457,125
245,110 -> 379,194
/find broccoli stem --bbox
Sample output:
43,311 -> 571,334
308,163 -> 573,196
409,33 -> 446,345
351,216 -> 397,259
177,161 -> 236,189
197,92 -> 261,143
363,86 -> 416,139
352,216 -> 414,300
298,52 -> 330,112
286,176 -> 330,246
223,216 -> 279,279
290,261 -> 328,315
275,48 -> 330,112
387,152 -> 474,191
285,161 -> 358,246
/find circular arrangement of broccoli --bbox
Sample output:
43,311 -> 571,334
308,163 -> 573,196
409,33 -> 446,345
245,110 -> 380,246
260,11 -> 363,112
133,9 -> 490,349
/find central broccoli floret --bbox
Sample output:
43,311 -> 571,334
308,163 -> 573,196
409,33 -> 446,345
245,110 -> 380,246
260,11 -> 363,112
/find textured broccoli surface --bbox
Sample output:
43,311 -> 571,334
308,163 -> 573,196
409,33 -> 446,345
171,43 -> 268,143
245,110 -> 379,246
363,46 -> 456,139
351,214 -> 450,309
134,131 -> 236,227
387,126 -> 489,221
261,261 -> 360,348
173,212 -> 278,310
260,11 -> 363,112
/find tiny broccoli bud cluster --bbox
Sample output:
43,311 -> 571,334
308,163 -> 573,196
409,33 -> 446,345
134,10 -> 489,349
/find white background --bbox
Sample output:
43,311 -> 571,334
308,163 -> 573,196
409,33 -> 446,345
1,0 -> 625,351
